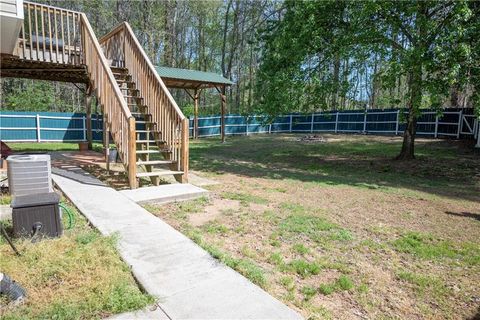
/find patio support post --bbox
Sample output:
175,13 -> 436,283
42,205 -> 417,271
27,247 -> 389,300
221,85 -> 226,143
85,84 -> 93,150
194,88 -> 199,139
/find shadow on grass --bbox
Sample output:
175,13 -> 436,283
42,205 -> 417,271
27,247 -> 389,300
189,135 -> 480,202
468,306 -> 480,320
7,143 -> 105,153
445,211 -> 480,222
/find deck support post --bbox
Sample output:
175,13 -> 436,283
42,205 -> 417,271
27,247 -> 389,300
85,84 -> 93,150
174,118 -> 189,183
103,112 -> 110,173
127,117 -> 137,189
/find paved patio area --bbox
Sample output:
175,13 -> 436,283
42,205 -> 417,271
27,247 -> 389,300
50,151 -> 219,190
52,166 -> 302,319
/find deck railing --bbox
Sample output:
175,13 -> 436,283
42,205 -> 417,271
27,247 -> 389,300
100,23 -> 188,181
18,2 -> 82,64
80,15 -> 137,188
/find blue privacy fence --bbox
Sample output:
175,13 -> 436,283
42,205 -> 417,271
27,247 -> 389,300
0,108 -> 478,142
190,108 -> 478,139
0,111 -> 103,142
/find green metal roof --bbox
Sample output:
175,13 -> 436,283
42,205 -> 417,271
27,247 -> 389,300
155,66 -> 234,88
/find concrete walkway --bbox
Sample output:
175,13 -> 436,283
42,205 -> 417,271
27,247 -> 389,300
52,168 -> 302,320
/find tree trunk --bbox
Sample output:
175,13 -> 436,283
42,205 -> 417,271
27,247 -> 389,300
396,2 -> 430,160
221,0 -> 233,76
397,62 -> 422,160
397,108 -> 416,159
332,53 -> 340,109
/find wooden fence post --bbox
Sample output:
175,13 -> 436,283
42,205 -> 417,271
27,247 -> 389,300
434,115 -> 439,138
289,114 -> 293,132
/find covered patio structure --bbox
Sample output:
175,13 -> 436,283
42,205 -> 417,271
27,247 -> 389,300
155,66 -> 234,142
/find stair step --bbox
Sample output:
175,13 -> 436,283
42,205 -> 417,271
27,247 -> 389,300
136,140 -> 167,146
136,149 -> 159,154
113,73 -> 130,80
112,71 -> 128,75
136,160 -> 174,165
136,148 -> 171,155
116,79 -> 134,84
136,170 -> 183,178
120,89 -> 139,94
111,66 -> 128,72
123,95 -> 142,99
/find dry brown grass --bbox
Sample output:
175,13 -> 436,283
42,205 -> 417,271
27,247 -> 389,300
0,200 -> 152,319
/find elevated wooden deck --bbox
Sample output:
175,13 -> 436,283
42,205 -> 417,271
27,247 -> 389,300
0,54 -> 88,83
0,2 -> 88,83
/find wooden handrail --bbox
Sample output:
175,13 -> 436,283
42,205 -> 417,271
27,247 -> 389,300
80,15 -> 131,118
100,22 -> 188,180
25,1 -> 80,15
99,23 -> 185,120
80,14 -> 136,188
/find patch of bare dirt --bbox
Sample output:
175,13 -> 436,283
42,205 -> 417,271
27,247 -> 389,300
189,197 -> 241,227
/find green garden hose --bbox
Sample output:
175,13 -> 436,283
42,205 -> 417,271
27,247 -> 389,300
59,203 -> 75,229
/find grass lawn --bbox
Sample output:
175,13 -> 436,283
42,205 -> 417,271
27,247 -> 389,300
6,142 -> 107,153
0,198 -> 153,319
144,134 -> 480,319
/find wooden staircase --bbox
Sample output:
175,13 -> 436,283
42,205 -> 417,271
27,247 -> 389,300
1,2 -> 189,188
111,67 -> 183,185
100,22 -> 189,187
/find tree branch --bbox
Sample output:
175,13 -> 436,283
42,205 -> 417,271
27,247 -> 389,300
427,1 -> 454,19
377,9 -> 415,45
425,5 -> 456,46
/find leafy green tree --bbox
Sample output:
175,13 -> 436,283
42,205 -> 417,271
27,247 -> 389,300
4,81 -> 55,111
256,0 -> 478,159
